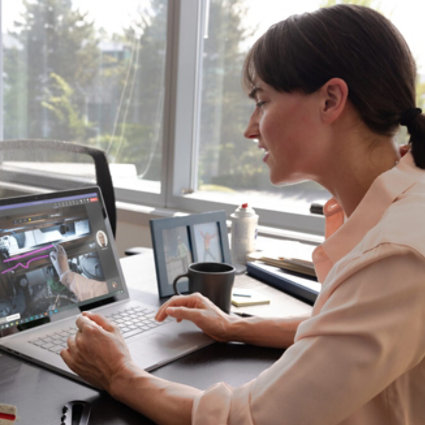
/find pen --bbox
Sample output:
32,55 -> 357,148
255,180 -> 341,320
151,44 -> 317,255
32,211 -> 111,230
232,293 -> 251,297
233,312 -> 253,318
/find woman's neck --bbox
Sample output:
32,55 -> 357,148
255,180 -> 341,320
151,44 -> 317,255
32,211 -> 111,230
319,127 -> 399,217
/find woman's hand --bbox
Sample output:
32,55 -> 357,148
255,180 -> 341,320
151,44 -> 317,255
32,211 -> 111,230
155,293 -> 235,342
61,311 -> 135,391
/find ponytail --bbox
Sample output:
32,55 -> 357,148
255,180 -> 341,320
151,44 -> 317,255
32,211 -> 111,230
400,108 -> 425,169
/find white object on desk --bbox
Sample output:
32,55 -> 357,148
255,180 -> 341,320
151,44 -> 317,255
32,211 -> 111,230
0,404 -> 17,424
230,203 -> 258,271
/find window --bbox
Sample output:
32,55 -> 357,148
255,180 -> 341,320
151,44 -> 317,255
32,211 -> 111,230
1,0 -> 168,204
1,0 -> 425,237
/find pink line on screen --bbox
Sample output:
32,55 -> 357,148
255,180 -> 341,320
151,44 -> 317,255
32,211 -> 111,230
1,254 -> 51,274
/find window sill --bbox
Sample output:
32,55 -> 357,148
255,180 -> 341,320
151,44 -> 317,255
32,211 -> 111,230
116,201 -> 324,246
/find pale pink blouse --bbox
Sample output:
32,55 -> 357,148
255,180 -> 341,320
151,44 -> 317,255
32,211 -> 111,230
192,152 -> 425,425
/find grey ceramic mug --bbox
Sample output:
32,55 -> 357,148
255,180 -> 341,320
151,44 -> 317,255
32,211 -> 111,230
172,262 -> 235,313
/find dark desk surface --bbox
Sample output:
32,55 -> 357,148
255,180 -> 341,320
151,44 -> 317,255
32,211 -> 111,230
0,251 -> 311,425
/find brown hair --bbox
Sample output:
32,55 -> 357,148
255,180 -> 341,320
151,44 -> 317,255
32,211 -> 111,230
243,4 -> 425,168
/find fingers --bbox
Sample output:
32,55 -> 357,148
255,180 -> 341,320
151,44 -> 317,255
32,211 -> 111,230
165,305 -> 206,323
76,313 -> 100,333
81,311 -> 117,332
155,293 -> 208,321
60,330 -> 83,372
49,246 -> 58,264
155,295 -> 185,321
55,244 -> 65,255
60,344 -> 74,370
74,313 -> 117,340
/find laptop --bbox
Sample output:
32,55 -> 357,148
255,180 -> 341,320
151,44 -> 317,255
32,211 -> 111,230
0,186 -> 212,384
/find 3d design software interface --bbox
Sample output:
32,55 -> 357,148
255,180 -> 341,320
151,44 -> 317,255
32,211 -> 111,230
0,192 -> 123,335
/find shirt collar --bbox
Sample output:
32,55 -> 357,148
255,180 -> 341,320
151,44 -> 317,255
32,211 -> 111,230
313,152 -> 422,282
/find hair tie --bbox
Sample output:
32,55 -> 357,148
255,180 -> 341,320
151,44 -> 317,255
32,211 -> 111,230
400,107 -> 422,127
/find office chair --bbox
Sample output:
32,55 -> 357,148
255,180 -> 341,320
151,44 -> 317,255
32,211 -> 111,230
0,139 -> 116,237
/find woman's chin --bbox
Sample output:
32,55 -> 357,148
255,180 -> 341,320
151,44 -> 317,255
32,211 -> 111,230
269,172 -> 309,186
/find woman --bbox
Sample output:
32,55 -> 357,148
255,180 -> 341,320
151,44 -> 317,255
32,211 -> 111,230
61,5 -> 425,424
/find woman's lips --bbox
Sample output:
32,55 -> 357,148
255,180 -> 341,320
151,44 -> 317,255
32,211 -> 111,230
258,143 -> 269,162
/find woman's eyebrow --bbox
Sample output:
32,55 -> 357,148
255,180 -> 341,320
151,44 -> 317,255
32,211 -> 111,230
249,86 -> 263,99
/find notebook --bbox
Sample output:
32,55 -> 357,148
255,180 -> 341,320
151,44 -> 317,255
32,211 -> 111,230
0,186 -> 212,385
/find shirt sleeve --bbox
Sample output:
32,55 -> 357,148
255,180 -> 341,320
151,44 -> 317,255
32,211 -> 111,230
192,247 -> 425,425
61,271 -> 108,301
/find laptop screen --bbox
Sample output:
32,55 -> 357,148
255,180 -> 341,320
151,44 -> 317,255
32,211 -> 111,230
0,187 -> 127,336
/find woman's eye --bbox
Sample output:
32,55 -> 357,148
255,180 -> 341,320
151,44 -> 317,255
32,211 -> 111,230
256,100 -> 266,109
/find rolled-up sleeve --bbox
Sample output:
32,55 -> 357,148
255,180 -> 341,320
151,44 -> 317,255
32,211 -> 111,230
192,248 -> 425,425
193,381 -> 254,425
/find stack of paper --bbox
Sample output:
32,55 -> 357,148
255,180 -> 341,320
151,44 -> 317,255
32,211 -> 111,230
248,253 -> 316,277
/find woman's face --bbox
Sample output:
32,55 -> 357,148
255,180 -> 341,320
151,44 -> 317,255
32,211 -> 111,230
244,79 -> 328,185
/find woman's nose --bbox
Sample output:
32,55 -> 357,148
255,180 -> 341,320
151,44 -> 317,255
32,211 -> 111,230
244,113 -> 259,140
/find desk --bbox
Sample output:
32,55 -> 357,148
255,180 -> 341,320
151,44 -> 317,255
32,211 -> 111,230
0,252 -> 311,425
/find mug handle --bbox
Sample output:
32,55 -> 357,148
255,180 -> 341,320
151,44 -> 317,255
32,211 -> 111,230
172,273 -> 189,295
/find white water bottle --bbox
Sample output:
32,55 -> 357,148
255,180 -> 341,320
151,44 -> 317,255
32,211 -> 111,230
230,203 -> 258,270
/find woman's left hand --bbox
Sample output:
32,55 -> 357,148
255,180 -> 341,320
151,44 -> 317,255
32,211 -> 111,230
61,311 -> 134,391
156,292 -> 236,342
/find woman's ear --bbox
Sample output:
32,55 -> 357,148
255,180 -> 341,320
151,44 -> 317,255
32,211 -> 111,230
320,78 -> 349,124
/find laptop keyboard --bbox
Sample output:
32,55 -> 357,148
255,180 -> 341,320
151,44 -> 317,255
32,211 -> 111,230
29,305 -> 171,354
105,305 -> 171,338
29,326 -> 78,354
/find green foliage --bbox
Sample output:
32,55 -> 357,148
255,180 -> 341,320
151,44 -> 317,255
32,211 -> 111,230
198,0 -> 266,190
41,72 -> 90,140
111,0 -> 167,178
3,47 -> 27,139
6,0 -> 98,140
